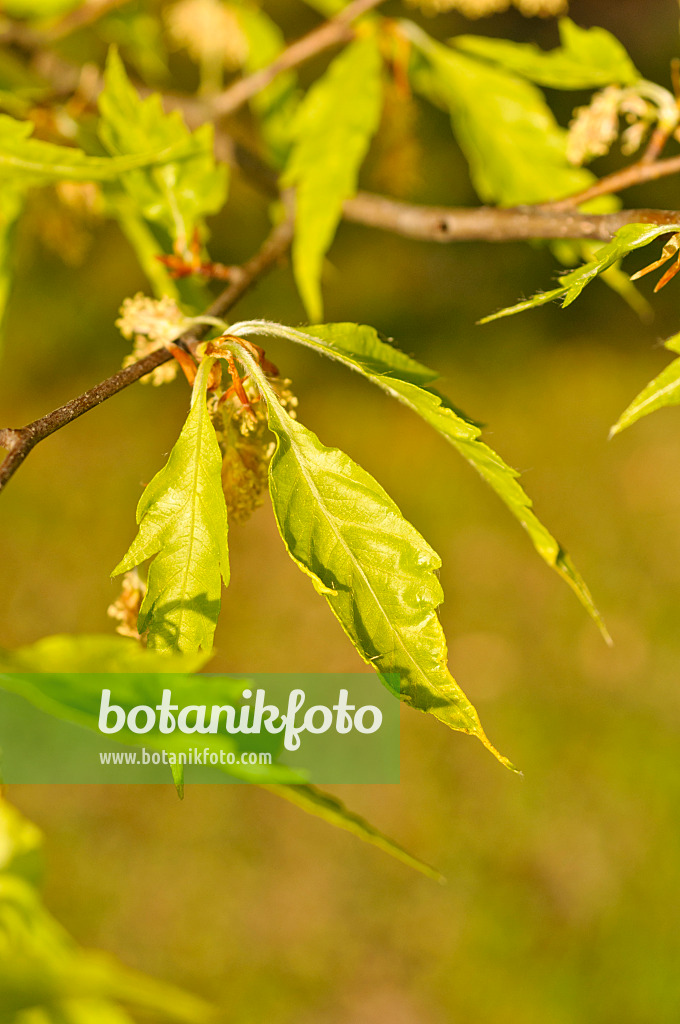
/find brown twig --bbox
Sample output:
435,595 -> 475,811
342,195 -> 680,242
0,217 -> 293,496
207,0 -> 388,120
541,154 -> 680,211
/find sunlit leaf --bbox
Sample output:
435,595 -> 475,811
0,635 -> 211,673
403,20 -> 597,206
264,784 -> 443,881
611,332 -> 680,436
267,322 -> 607,638
0,802 -> 43,887
0,875 -> 213,1022
112,358 -> 230,654
0,114 -> 194,186
454,18 -> 639,89
240,354 -> 513,768
98,49 -> 228,254
283,36 -> 383,320
481,223 -> 680,323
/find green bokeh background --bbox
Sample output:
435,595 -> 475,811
2,1 -> 680,1020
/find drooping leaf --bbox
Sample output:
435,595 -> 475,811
255,321 -> 607,637
0,634 -> 212,673
481,223 -> 680,323
0,113 -> 195,186
240,354 -> 513,769
402,21 -> 598,206
264,784 -> 443,881
454,18 -> 639,90
610,332 -> 680,436
0,670 -> 300,785
98,49 -> 228,254
283,36 -> 383,320
112,358 -> 230,654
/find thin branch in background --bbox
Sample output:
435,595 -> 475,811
542,153 -> 680,211
208,0 -> 389,119
0,217 -> 294,496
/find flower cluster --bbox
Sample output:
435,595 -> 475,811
165,0 -> 248,71
107,569 -> 147,640
117,294 -> 194,386
210,376 -> 298,524
410,0 -> 566,17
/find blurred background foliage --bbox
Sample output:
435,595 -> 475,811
3,0 -> 680,1021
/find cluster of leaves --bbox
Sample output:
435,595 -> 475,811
0,796 -> 213,1023
3,0 -> 680,873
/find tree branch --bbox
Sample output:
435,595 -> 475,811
0,217 -> 293,496
342,195 -> 680,242
541,154 -> 680,211
207,0 -> 388,120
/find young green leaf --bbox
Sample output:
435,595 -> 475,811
98,49 -> 227,254
243,321 -> 606,638
480,223 -> 680,323
611,333 -> 680,436
402,21 -> 598,207
239,352 -> 513,769
112,358 -> 230,654
282,35 -> 383,320
0,875 -> 213,1022
264,784 -> 444,881
0,113 -> 195,185
454,18 -> 639,90
0,634 -> 212,673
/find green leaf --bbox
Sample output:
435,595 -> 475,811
0,875 -> 213,1022
264,784 -> 443,881
112,358 -> 229,654
454,18 -> 639,90
0,114 -> 196,187
481,223 -> 680,323
611,332 -> 680,436
0,801 -> 43,886
98,49 -> 228,254
270,322 -> 606,638
283,36 -> 383,320
0,635 -> 212,673
240,353 -> 513,769
0,185 -> 24,346
403,21 -> 597,206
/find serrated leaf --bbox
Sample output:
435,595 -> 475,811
481,223 -> 680,323
0,635 -> 212,673
264,784 -> 443,881
0,114 -> 194,186
403,20 -> 597,206
283,36 -> 383,320
611,333 -> 680,435
241,356 -> 513,768
454,18 -> 639,90
112,358 -> 229,654
98,49 -> 228,253
269,322 -> 606,638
